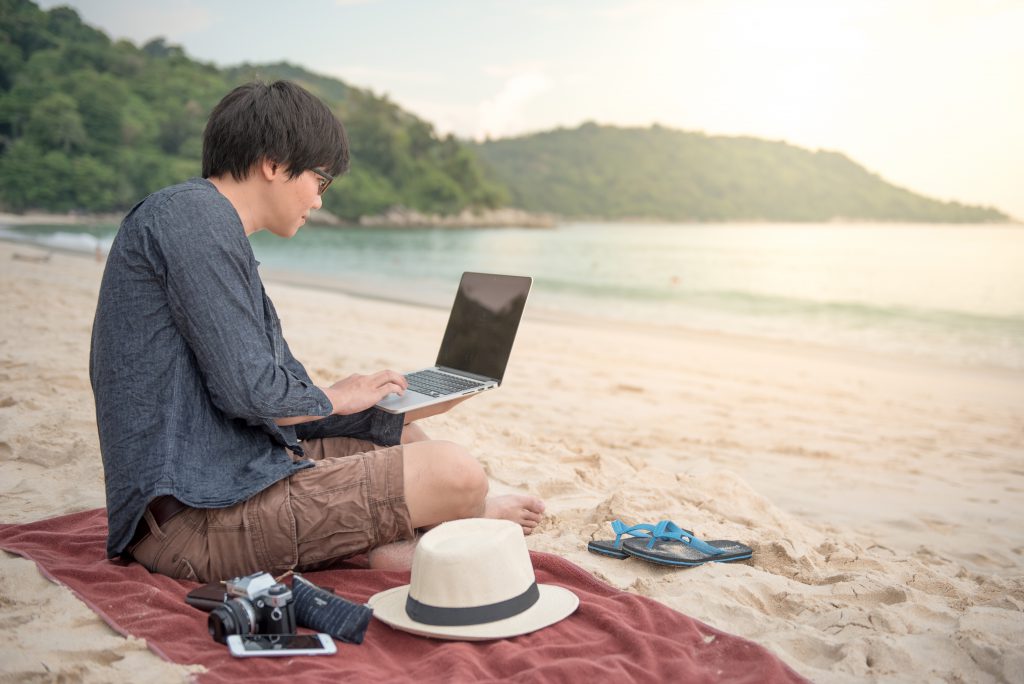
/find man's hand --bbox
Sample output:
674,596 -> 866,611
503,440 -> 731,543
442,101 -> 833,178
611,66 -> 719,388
325,370 -> 408,416
403,395 -> 472,424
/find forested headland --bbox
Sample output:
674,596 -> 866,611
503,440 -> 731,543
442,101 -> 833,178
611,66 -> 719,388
0,0 -> 1008,223
474,124 -> 1007,223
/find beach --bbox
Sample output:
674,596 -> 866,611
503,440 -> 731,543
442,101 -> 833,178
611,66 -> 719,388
1,239 -> 1022,683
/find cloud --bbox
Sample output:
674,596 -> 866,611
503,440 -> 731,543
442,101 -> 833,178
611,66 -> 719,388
594,0 -> 676,21
475,71 -> 553,140
480,60 -> 548,79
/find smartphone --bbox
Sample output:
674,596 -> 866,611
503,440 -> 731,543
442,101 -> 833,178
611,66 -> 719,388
226,633 -> 337,657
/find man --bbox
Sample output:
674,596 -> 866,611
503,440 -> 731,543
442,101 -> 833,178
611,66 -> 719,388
90,81 -> 544,583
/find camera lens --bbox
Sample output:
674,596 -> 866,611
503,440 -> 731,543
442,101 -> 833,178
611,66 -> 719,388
208,598 -> 256,644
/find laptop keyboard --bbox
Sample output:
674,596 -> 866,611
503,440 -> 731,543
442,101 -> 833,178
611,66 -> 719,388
405,370 -> 486,397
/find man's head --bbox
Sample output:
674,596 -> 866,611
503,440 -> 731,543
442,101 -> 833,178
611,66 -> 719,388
202,80 -> 349,183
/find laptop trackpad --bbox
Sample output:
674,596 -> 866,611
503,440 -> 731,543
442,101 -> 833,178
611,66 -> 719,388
376,390 -> 435,414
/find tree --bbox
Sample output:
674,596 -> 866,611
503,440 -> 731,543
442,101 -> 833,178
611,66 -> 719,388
67,70 -> 128,152
325,166 -> 399,220
25,92 -> 85,152
0,40 -> 23,91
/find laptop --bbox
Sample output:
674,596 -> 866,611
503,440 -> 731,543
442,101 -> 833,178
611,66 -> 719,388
375,272 -> 532,414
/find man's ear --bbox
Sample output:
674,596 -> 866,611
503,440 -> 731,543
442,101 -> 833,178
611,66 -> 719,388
259,158 -> 280,182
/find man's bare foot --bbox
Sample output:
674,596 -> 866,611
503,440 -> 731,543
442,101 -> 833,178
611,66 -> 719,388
483,494 -> 545,535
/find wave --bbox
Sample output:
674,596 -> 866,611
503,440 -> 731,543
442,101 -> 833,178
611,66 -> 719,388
0,228 -> 115,255
533,275 -> 1024,333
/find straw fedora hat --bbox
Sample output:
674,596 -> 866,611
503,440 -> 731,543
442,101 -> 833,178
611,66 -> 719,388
368,518 -> 579,640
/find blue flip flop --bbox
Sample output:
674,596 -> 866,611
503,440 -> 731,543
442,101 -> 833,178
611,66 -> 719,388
587,519 -> 658,559
622,520 -> 753,567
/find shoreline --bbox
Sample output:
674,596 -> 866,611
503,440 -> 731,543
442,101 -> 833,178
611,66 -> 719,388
0,207 -> 558,231
4,211 -> 1021,231
3,231 -> 1021,382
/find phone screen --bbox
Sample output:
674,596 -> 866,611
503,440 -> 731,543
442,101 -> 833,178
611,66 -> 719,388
238,635 -> 328,652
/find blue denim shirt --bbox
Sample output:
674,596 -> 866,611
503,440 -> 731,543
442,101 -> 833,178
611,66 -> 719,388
90,178 -> 403,558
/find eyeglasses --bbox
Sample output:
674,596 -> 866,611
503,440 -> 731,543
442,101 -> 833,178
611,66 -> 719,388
310,168 -> 334,195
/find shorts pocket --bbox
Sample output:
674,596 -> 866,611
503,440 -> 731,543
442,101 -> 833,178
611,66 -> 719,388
290,479 -> 374,565
172,556 -> 200,582
135,509 -> 206,578
205,479 -> 298,580
246,478 -> 299,576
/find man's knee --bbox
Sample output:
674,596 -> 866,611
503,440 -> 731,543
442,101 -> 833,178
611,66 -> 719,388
435,441 -> 488,505
404,440 -> 487,519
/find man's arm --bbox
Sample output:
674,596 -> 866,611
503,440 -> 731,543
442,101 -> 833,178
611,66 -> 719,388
274,370 -> 408,426
278,380 -> 473,427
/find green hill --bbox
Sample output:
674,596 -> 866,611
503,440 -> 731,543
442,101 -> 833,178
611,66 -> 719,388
0,0 -> 504,219
474,123 -> 1007,222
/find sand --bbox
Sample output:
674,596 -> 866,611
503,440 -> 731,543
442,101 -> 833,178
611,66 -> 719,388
1,239 -> 1022,683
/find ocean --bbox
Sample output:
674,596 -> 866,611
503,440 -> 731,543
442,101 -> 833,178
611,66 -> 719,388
3,221 -> 1023,371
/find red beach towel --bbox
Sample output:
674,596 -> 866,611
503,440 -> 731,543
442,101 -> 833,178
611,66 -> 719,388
0,509 -> 808,683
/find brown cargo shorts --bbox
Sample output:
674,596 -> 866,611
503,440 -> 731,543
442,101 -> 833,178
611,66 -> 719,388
128,436 -> 414,583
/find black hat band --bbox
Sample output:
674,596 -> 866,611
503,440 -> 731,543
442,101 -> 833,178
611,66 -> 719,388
405,582 -> 540,627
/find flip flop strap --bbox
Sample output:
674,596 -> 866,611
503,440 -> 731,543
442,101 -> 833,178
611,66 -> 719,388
647,520 -> 724,556
610,519 -> 657,546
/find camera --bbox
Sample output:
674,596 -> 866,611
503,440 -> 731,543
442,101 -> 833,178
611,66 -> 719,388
208,572 -> 297,644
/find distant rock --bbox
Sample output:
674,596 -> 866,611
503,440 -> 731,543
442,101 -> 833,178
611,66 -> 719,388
355,206 -> 555,229
306,208 -> 343,226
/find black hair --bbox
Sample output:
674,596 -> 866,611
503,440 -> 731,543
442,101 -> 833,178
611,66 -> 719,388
201,81 -> 349,181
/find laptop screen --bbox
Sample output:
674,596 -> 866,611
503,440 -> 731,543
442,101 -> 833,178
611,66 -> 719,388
435,272 -> 532,384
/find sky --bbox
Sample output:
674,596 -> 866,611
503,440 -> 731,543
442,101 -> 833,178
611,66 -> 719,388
38,0 -> 1024,219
